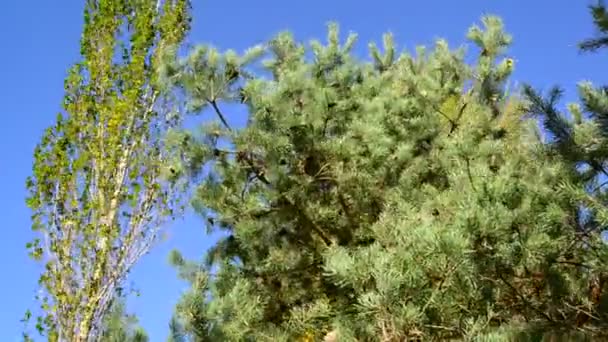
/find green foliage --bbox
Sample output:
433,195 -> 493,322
521,2 -> 608,337
167,315 -> 188,342
98,298 -> 148,342
25,1 -> 608,341
162,13 -> 608,341
24,0 -> 190,340
580,0 -> 608,52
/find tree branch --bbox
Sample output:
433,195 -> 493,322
209,99 -> 232,130
497,273 -> 555,323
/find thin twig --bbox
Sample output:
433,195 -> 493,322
591,179 -> 608,193
434,106 -> 457,130
450,102 -> 468,134
424,324 -> 459,332
553,260 -> 591,268
563,302 -> 601,322
209,99 -> 232,130
497,273 -> 555,323
422,259 -> 465,313
463,156 -> 477,192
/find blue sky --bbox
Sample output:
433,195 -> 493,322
1,1 -> 606,341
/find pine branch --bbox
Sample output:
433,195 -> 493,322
287,200 -> 332,246
497,273 -> 556,324
450,102 -> 468,135
209,99 -> 232,130
580,1 -> 608,52
580,37 -> 608,52
463,155 -> 477,192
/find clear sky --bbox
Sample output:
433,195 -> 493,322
1,1 -> 607,341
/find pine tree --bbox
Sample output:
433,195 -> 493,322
24,0 -> 190,341
165,14 -> 606,341
167,315 -> 188,342
521,1 -> 608,337
98,297 -> 148,342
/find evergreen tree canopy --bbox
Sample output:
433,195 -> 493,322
162,14 -> 608,341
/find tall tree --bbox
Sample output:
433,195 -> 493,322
164,15 -> 606,340
166,12 -> 606,341
522,1 -> 608,336
25,0 -> 190,340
